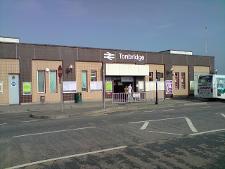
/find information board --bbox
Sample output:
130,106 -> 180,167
90,81 -> 102,91
23,82 -> 32,95
63,81 -> 76,93
105,81 -> 112,92
165,80 -> 172,94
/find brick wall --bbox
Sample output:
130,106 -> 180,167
75,62 -> 102,101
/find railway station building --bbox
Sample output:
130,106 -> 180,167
0,37 -> 214,105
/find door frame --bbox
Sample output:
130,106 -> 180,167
8,73 -> 20,104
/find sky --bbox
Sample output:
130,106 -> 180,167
0,0 -> 225,73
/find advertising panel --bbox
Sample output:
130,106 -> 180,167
23,82 -> 32,95
165,80 -> 173,94
106,81 -> 113,92
63,81 -> 76,93
90,81 -> 102,91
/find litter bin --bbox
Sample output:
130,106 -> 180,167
40,96 -> 45,104
74,92 -> 82,103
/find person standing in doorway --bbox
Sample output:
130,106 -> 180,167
128,84 -> 133,102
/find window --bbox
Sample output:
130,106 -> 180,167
149,72 -> 153,81
37,70 -> 45,93
50,70 -> 57,93
156,72 -> 164,81
181,72 -> 185,89
175,72 -> 179,89
82,70 -> 87,91
91,70 -> 97,81
198,75 -> 212,86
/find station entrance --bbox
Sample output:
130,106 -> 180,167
106,76 -> 145,93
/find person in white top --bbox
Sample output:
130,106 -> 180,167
128,84 -> 133,102
128,84 -> 132,94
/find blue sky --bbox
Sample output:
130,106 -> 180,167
0,0 -> 225,73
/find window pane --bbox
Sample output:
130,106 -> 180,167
50,71 -> 57,93
82,70 -> 87,91
175,72 -> 179,89
181,72 -> 185,89
38,71 -> 45,92
149,72 -> 153,81
91,70 -> 97,81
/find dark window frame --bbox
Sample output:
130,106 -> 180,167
37,70 -> 46,93
149,72 -> 153,81
91,70 -> 97,81
181,72 -> 185,89
175,72 -> 179,90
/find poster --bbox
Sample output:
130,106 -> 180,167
217,78 -> 225,97
145,81 -> 150,91
90,81 -> 102,91
149,81 -> 156,90
23,82 -> 31,95
165,80 -> 172,94
106,81 -> 112,92
138,81 -> 144,90
149,81 -> 165,91
63,81 -> 76,93
157,81 -> 165,91
0,81 -> 3,93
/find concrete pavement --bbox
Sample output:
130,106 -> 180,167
0,97 -> 208,120
1,99 -> 225,169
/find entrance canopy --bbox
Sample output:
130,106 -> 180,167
106,63 -> 149,76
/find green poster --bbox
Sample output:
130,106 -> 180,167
23,82 -> 31,95
106,81 -> 112,92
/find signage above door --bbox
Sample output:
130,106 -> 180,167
103,51 -> 145,63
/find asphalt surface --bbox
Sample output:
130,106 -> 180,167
0,100 -> 225,169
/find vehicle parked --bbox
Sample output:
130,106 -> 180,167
198,74 -> 225,99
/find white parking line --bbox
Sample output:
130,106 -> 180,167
162,109 -> 174,112
149,130 -> 183,136
21,120 -> 39,123
221,113 -> 225,118
129,117 -> 185,124
190,128 -> 225,136
143,110 -> 153,113
4,145 -> 127,169
140,121 -> 149,130
185,117 -> 198,133
13,126 -> 96,138
0,123 -> 7,126
201,106 -> 211,109
184,102 -> 207,106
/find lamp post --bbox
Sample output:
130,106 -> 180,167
155,70 -> 158,105
102,62 -> 106,110
58,65 -> 63,113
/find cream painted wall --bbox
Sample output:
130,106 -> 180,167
32,60 -> 62,103
194,66 -> 210,73
75,62 -> 102,101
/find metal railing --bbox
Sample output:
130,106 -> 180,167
112,92 -> 146,103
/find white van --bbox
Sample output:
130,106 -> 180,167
198,74 -> 225,99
